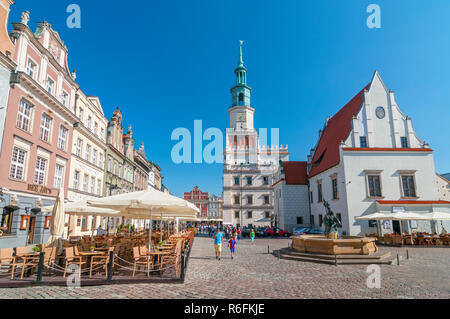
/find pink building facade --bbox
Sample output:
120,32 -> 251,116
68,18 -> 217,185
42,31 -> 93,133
0,10 -> 79,248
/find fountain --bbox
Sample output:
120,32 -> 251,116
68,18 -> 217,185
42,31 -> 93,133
291,201 -> 378,256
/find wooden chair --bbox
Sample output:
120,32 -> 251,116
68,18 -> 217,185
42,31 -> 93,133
417,237 -> 425,246
20,255 -> 40,280
63,247 -> 86,278
160,240 -> 183,276
0,248 -> 17,279
43,247 -> 56,274
383,234 -> 393,245
139,246 -> 148,256
89,247 -> 114,278
403,236 -> 414,246
393,235 -> 403,245
132,247 -> 152,278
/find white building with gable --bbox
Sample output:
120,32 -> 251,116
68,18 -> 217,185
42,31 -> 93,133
307,71 -> 450,236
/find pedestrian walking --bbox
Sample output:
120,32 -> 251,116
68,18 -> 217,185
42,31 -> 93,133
229,236 -> 237,260
237,227 -> 241,241
250,228 -> 255,245
213,228 -> 224,261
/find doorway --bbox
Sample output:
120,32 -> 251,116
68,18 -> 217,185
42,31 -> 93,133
28,216 -> 36,245
392,220 -> 401,235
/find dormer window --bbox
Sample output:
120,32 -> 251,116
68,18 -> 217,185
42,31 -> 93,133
314,150 -> 326,167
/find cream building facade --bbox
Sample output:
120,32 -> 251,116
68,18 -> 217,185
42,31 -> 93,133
67,90 -> 108,237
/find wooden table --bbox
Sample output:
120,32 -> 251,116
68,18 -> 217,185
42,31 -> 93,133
78,251 -> 105,268
147,251 -> 171,271
18,252 -> 40,257
156,246 -> 173,251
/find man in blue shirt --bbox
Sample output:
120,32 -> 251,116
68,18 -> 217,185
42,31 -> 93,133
213,228 -> 224,261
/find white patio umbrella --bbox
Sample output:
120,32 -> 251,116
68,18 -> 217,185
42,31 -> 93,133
46,189 -> 66,254
88,188 -> 199,250
88,188 -> 199,213
389,212 -> 430,221
42,200 -> 121,217
42,200 -> 122,237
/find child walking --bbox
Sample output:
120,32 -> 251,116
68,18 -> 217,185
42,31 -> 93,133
229,236 -> 237,260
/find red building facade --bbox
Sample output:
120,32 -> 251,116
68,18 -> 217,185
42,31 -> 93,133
183,186 -> 209,217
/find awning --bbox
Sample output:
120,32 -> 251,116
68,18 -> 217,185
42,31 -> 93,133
424,211 -> 450,220
355,212 -> 394,220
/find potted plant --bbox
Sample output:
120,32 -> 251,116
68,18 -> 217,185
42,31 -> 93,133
32,246 -> 40,253
90,246 -> 95,252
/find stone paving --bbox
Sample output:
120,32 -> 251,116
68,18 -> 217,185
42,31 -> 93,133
0,237 -> 448,299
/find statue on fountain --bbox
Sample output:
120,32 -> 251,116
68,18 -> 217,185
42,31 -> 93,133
323,201 -> 342,239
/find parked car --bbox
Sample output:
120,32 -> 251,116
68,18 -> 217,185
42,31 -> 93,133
255,227 -> 266,238
264,227 -> 292,237
305,228 -> 324,235
292,227 -> 310,236
241,227 -> 252,238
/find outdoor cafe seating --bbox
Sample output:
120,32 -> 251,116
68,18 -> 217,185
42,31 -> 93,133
0,230 -> 194,284
368,232 -> 450,247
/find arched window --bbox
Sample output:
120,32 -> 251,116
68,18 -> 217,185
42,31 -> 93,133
233,136 -> 238,147
245,136 -> 249,147
239,93 -> 244,106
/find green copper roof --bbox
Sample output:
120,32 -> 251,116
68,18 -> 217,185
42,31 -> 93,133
237,41 -> 245,68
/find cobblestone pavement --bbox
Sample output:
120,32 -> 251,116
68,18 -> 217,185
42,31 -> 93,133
0,237 -> 448,299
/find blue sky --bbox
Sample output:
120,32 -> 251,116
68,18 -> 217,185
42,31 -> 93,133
10,0 -> 450,197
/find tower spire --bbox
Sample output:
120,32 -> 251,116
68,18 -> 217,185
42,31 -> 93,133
231,41 -> 252,108
238,40 -> 244,68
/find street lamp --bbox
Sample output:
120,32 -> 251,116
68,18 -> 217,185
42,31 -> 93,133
106,183 -> 119,234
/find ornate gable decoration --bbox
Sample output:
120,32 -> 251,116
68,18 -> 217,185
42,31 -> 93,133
49,40 -> 60,60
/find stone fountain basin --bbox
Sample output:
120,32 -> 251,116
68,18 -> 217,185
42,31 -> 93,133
291,235 -> 378,255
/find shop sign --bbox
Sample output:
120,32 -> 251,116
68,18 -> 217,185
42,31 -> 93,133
27,184 -> 52,195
